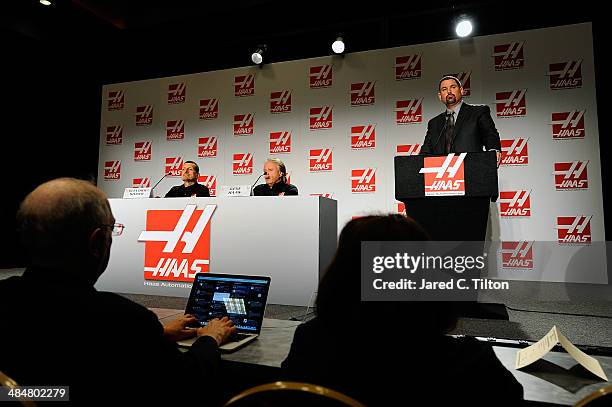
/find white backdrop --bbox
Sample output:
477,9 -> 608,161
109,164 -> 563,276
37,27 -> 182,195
99,23 -> 606,284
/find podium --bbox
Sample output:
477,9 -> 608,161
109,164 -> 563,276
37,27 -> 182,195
394,151 -> 508,319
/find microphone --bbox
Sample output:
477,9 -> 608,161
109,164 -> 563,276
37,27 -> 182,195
429,111 -> 451,155
250,172 -> 266,196
151,172 -> 171,193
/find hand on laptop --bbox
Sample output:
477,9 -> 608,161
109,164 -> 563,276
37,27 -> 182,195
197,316 -> 237,346
163,314 -> 199,342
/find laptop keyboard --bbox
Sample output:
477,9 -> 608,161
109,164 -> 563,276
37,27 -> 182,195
228,333 -> 252,342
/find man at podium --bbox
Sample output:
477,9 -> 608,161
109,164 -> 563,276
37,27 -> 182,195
421,75 -> 502,167
253,158 -> 298,196
165,160 -> 210,197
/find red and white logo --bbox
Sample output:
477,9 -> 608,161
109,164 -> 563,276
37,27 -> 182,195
499,190 -> 531,217
500,138 -> 529,165
198,175 -> 217,196
138,204 -> 216,282
310,65 -> 333,88
395,55 -> 422,80
136,105 -> 153,125
309,149 -> 333,172
134,141 -> 152,161
351,168 -> 376,193
396,99 -> 423,124
557,215 -> 592,244
554,161 -> 589,190
551,110 -> 585,139
396,144 -> 422,156
351,125 -> 376,149
166,120 -> 185,140
350,82 -> 376,106
548,59 -> 582,90
233,153 -> 253,175
233,114 -> 254,136
106,125 -> 123,145
198,136 -> 218,158
310,193 -> 334,199
496,90 -> 526,117
310,106 -> 333,130
501,241 -> 534,269
133,177 -> 151,188
397,202 -> 406,214
234,74 -> 255,97
419,153 -> 466,196
199,99 -> 219,120
493,41 -> 524,70
448,71 -> 472,96
168,82 -> 186,104
104,160 -> 121,180
270,90 -> 292,113
107,90 -> 124,111
165,157 -> 184,177
269,131 -> 291,154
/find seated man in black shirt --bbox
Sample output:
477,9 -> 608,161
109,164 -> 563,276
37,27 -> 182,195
165,160 -> 210,197
253,158 -> 298,196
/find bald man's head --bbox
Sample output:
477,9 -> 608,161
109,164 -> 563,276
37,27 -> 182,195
18,178 -> 113,274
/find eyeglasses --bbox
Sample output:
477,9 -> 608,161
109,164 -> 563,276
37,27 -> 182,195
100,223 -> 125,236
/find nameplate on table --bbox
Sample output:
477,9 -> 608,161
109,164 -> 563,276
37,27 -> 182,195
123,187 -> 153,199
220,185 -> 252,197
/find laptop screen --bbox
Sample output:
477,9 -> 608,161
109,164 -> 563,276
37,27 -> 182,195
185,273 -> 271,333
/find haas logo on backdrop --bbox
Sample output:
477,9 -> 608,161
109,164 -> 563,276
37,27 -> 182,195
233,153 -> 253,175
501,241 -> 534,270
270,131 -> 291,154
310,106 -> 333,130
551,110 -> 585,139
198,175 -> 217,196
448,71 -> 472,96
397,202 -> 406,214
310,65 -> 333,88
496,90 -> 526,117
309,149 -> 333,172
419,153 -> 466,196
554,161 -> 589,190
351,125 -> 376,149
396,99 -> 423,124
270,90 -> 292,113
233,114 -> 254,136
106,125 -> 123,145
396,144 -> 422,156
138,204 -> 216,282
395,55 -> 421,80
198,136 -> 218,158
199,99 -> 219,120
133,178 -> 151,188
499,190 -> 531,217
351,169 -> 376,193
548,60 -> 582,90
104,161 -> 121,180
165,157 -> 183,177
557,215 -> 592,244
107,90 -> 124,110
134,141 -> 152,161
136,105 -> 153,125
351,82 -> 376,106
500,138 -> 529,165
166,120 -> 185,140
493,41 -> 524,70
234,74 -> 254,97
168,83 -> 186,104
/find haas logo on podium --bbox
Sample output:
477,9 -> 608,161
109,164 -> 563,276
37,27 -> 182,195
557,215 -> 592,244
501,241 -> 534,270
419,153 -> 466,196
138,204 -> 216,282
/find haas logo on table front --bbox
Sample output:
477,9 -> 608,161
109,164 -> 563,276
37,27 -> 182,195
138,204 -> 216,282
419,153 -> 466,196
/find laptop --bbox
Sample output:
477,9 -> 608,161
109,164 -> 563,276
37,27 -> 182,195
177,273 -> 271,352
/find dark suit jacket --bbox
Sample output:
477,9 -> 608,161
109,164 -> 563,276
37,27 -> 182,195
281,318 -> 524,406
0,267 -> 220,403
421,103 -> 501,155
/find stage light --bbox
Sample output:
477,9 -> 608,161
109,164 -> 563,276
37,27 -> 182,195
455,16 -> 473,38
251,45 -> 267,65
331,36 -> 345,54
40,0 -> 52,5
